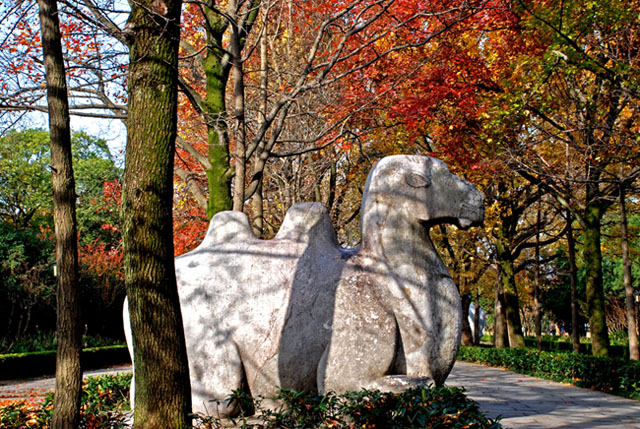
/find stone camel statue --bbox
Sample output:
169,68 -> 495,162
123,154 -> 484,416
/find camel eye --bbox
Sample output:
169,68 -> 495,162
405,173 -> 431,188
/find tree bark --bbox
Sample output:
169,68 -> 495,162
203,5 -> 234,218
534,195 -> 542,350
495,224 -> 525,348
473,290 -> 481,345
583,188 -> 610,356
620,185 -> 639,360
494,274 -> 509,348
37,0 -> 82,426
566,209 -> 581,354
122,0 -> 191,426
230,0 -> 246,212
251,23 -> 269,237
200,1 -> 259,218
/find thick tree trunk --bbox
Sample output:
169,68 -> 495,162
122,0 -> 191,426
566,210 -> 581,354
620,186 -> 639,360
583,193 -> 610,356
494,276 -> 509,348
496,226 -> 525,348
37,0 -> 82,426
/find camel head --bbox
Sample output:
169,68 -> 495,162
362,155 -> 484,230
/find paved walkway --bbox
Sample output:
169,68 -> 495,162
3,362 -> 640,427
446,361 -> 640,428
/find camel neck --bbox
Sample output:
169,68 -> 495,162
360,202 -> 444,273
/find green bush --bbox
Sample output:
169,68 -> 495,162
0,345 -> 130,380
482,335 -> 629,358
0,403 -> 35,429
196,386 -> 502,428
78,373 -> 131,428
458,345 -> 640,399
2,331 -> 125,355
609,330 -> 630,347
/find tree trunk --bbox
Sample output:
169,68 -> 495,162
328,160 -> 337,213
461,294 -> 473,346
230,6 -> 246,212
122,0 -> 191,426
37,0 -> 82,426
620,186 -> 639,360
494,275 -> 509,348
201,1 -> 259,218
583,193 -> 610,356
534,196 -> 542,350
251,24 -> 268,237
203,6 -> 233,218
566,209 -> 581,354
473,290 -> 481,345
496,225 -> 525,348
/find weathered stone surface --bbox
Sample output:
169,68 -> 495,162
124,155 -> 484,417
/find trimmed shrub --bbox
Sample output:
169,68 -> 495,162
2,332 -> 125,355
458,345 -> 640,399
0,345 -> 130,380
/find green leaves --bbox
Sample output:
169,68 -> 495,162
198,386 -> 502,428
0,129 -> 52,229
0,128 -> 121,236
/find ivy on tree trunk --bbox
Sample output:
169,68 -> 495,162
203,9 -> 234,218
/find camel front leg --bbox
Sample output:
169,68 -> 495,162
318,279 -> 397,394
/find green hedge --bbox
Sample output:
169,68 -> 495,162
458,345 -> 640,400
521,338 -> 628,358
0,345 -> 130,380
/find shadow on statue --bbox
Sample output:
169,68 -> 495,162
124,155 -> 485,418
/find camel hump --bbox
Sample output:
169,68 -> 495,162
201,211 -> 256,246
276,202 -> 338,245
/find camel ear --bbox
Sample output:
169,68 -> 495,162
405,172 -> 431,188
